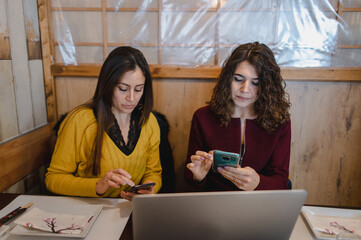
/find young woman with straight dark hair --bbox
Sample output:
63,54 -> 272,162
46,46 -> 162,200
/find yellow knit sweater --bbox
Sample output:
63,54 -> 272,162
45,107 -> 162,197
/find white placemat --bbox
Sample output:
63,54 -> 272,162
0,195 -> 132,240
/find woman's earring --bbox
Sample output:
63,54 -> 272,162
137,103 -> 144,110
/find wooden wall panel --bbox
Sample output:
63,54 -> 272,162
153,79 -> 215,192
54,76 -> 361,207
38,0 -> 57,125
0,0 -> 50,192
24,0 -> 42,60
287,81 -> 361,207
0,125 -> 52,192
0,0 -> 17,142
0,61 -> 18,142
1,0 -> 48,144
7,0 -> 35,133
29,60 -> 47,127
0,0 -> 11,60
25,0 -> 47,128
55,77 -> 97,115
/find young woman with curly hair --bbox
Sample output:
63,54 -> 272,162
185,42 -> 291,191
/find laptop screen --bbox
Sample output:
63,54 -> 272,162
132,190 -> 307,240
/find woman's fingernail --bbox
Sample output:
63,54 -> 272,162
207,154 -> 212,158
199,157 -> 205,160
217,167 -> 222,171
224,166 -> 229,170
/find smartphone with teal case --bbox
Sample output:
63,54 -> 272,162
212,150 -> 240,172
128,183 -> 155,193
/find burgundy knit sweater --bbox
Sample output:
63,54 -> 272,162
185,106 -> 291,191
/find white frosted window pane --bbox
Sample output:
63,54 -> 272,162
53,12 -> 103,43
162,0 -> 215,9
52,0 -> 101,8
277,11 -> 338,53
107,12 -> 158,44
277,48 -> 333,67
338,12 -> 361,45
221,0 -> 276,9
328,0 -> 339,9
280,0 -> 337,11
161,12 -> 216,45
107,0 -> 158,9
335,49 -> 361,67
55,46 -> 104,64
108,46 -> 158,64
342,0 -> 361,8
218,46 -> 235,66
137,47 -> 158,64
219,11 -> 276,45
50,0 -> 361,67
162,47 -> 215,65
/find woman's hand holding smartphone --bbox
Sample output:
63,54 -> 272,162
186,150 -> 213,182
120,181 -> 156,201
212,151 -> 260,191
188,149 -> 260,190
127,182 -> 155,193
96,168 -> 135,196
212,150 -> 241,172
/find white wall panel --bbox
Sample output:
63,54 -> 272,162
29,60 -> 47,127
0,61 -> 18,142
7,0 -> 34,133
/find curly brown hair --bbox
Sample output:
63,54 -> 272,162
209,42 -> 290,132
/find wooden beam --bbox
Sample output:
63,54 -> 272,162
282,67 -> 361,82
51,64 -> 361,82
342,8 -> 361,12
51,7 -> 159,12
150,65 -> 220,79
38,0 -> 57,124
51,64 -> 101,77
0,125 -> 53,192
338,45 -> 361,49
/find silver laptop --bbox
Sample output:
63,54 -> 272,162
132,190 -> 307,240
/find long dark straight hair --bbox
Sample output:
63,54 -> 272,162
86,46 -> 153,175
209,42 -> 290,132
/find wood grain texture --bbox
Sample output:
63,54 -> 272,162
50,64 -> 361,82
38,0 -> 57,124
0,36 -> 11,60
0,61 -> 18,143
53,76 -> 361,207
152,79 -> 216,192
29,60 -> 47,127
0,0 -> 11,60
55,77 -> 97,115
8,0 -> 34,133
24,0 -> 42,60
0,125 -> 52,192
26,40 -> 42,60
287,81 -> 361,207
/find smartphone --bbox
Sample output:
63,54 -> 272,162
212,150 -> 240,172
127,183 -> 155,193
